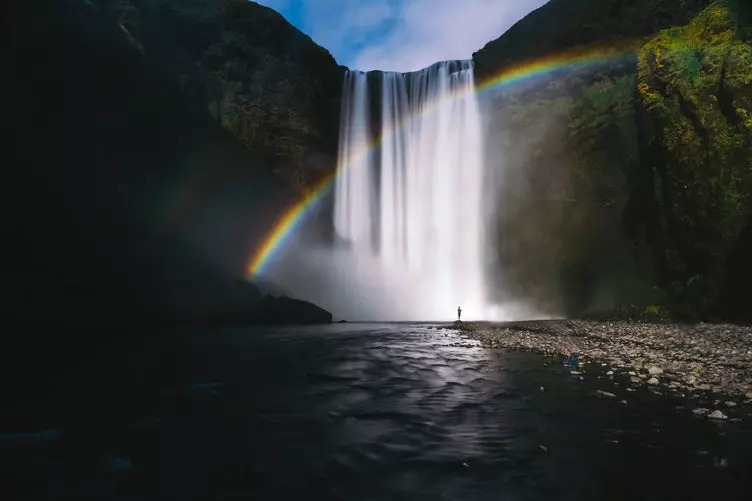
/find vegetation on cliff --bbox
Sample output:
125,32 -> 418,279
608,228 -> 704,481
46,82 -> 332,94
636,0 -> 752,319
474,0 -> 713,80
478,0 -> 751,321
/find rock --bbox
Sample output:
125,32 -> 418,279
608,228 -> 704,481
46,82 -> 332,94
692,408 -> 710,416
593,390 -> 616,399
647,377 -> 659,385
570,371 -> 582,375
606,370 -> 614,376
745,392 -> 752,400
260,295 -> 333,325
540,386 -> 545,392
724,401 -> 737,408
648,366 -> 664,376
707,410 -> 728,420
619,399 -> 628,405
538,445 -> 549,453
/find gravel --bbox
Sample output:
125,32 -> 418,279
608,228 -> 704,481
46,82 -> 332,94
455,319 -> 752,398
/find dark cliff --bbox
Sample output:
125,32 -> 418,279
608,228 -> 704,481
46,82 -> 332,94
474,0 -> 713,80
7,0 -> 339,385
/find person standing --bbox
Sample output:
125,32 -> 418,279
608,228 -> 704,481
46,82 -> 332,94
457,306 -> 462,321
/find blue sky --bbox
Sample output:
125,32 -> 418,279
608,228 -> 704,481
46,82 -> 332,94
254,0 -> 549,72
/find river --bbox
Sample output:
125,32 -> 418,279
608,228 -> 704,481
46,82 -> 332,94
4,324 -> 752,500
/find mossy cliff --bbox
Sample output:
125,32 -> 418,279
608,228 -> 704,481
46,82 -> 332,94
636,0 -> 752,320
475,0 -> 751,321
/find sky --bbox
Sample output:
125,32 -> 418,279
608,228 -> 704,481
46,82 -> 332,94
254,0 -> 549,72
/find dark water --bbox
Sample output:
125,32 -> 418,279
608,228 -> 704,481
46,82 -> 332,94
4,324 -> 752,500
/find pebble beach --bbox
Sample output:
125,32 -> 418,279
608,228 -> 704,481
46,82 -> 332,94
455,319 -> 752,419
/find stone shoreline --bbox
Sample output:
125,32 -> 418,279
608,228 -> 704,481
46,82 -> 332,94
455,320 -> 752,405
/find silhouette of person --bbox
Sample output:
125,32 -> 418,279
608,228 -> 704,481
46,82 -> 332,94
457,306 -> 462,321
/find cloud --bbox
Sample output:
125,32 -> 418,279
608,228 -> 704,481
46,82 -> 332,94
352,0 -> 549,72
255,0 -> 549,72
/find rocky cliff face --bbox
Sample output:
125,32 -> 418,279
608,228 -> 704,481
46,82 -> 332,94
82,0 -> 345,191
475,0 -> 751,320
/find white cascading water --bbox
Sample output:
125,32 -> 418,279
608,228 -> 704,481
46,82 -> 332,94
334,60 -> 489,320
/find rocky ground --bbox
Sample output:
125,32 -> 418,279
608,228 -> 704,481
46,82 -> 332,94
454,320 -> 752,420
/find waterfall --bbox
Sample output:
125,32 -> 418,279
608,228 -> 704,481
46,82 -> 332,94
334,60 -> 489,320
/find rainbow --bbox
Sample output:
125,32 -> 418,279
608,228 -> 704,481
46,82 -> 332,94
246,45 -> 637,276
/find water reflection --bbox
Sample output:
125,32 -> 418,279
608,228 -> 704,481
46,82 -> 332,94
4,324 -> 752,500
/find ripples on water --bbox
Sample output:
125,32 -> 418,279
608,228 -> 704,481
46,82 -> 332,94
3,324 -> 752,500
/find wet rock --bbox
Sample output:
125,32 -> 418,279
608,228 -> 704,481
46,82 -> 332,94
593,390 -> 616,399
725,401 -> 737,408
707,410 -> 728,420
647,377 -> 659,385
606,370 -> 614,376
692,408 -> 710,416
648,366 -> 664,376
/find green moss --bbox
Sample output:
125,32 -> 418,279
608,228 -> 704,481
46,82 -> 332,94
637,0 -> 752,319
